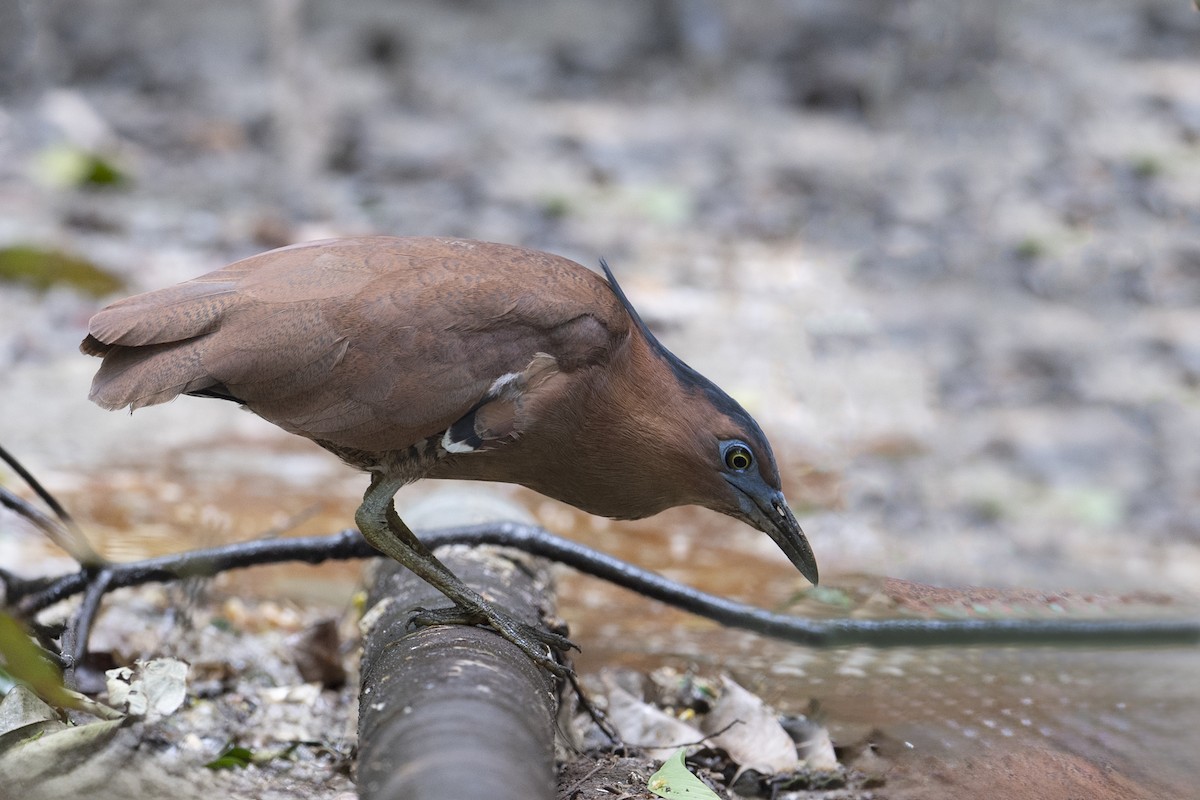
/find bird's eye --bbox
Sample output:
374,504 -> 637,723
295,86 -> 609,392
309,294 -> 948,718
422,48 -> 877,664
724,445 -> 753,471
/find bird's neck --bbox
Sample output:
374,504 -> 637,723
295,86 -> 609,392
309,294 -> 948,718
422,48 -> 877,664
571,330 -> 717,514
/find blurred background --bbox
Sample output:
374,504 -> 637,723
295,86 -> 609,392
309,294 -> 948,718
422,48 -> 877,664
1,0 -> 1199,795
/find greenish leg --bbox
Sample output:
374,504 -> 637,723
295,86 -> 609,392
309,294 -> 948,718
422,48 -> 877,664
355,473 -> 575,675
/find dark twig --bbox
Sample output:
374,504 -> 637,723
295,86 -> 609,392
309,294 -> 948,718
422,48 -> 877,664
0,486 -> 73,550
0,561 -> 65,605
15,524 -> 1200,650
666,718 -> 742,750
566,669 -> 621,744
0,443 -> 76,528
444,522 -> 1200,648
560,760 -> 609,798
63,567 -> 114,673
16,528 -> 370,615
0,445 -> 105,567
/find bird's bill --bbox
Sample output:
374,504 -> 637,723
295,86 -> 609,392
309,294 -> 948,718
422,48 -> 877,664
737,487 -> 819,585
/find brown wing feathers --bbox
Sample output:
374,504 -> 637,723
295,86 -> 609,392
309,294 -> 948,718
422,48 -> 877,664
82,237 -> 629,453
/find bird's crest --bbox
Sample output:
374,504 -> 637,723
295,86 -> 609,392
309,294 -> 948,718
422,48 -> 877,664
598,259 -> 774,467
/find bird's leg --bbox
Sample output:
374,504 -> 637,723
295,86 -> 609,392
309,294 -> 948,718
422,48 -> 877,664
355,474 -> 575,675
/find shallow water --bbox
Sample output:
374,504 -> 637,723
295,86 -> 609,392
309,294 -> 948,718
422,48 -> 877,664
569,595 -> 1199,795
553,508 -> 1200,795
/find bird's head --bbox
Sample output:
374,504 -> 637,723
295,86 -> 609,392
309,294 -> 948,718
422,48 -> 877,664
600,261 -> 819,586
702,432 -> 819,587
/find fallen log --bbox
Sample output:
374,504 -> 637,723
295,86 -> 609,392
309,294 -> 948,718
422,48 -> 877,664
356,494 -> 560,800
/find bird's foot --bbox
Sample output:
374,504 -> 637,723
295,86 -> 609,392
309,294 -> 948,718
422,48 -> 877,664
409,602 -> 577,677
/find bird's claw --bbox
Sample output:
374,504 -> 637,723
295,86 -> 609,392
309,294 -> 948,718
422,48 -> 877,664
407,603 -> 577,678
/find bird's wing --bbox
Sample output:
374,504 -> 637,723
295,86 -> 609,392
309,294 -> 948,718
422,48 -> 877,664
84,237 -> 627,452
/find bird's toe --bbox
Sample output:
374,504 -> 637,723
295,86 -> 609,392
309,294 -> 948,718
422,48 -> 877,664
407,602 -> 577,677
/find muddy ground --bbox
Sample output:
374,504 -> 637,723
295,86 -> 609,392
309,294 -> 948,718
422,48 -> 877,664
1,1 -> 1199,799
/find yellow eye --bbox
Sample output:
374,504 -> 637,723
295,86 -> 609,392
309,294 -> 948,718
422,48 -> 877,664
724,445 -> 752,471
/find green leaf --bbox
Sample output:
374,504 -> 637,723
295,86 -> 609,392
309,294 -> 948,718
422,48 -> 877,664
204,741 -> 302,770
647,749 -> 721,800
0,612 -> 76,710
804,586 -> 855,609
205,744 -> 255,770
0,245 -> 124,297
34,145 -> 129,188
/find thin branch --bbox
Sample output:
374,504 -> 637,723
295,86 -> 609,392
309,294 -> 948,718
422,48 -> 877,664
566,669 -> 621,744
16,528 -> 369,613
62,567 -> 114,674
1,486 -> 73,549
560,760 -> 609,797
14,524 -> 1200,649
0,446 -> 104,568
0,442 -> 76,528
0,560 -> 66,605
